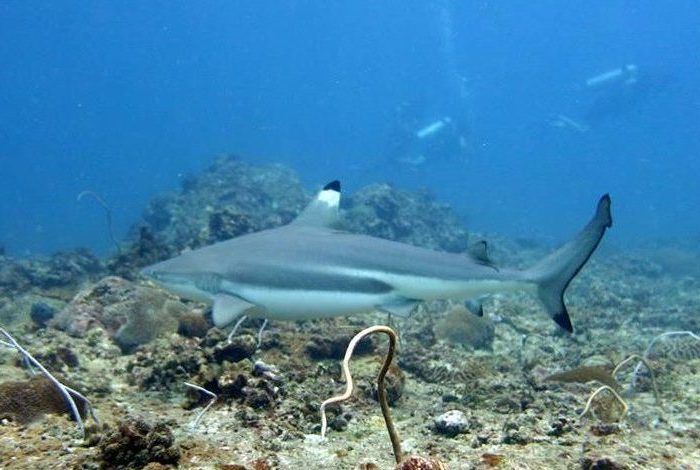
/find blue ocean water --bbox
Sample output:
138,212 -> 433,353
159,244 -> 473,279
1,1 -> 698,255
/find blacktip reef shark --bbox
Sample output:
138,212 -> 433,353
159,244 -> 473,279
142,181 -> 612,333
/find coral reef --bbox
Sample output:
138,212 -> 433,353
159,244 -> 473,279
0,249 -> 102,300
97,417 -> 180,470
1,157 -> 700,469
126,334 -> 211,390
107,227 -> 174,280
126,329 -> 285,413
50,276 -> 192,351
29,301 -> 57,327
0,375 -> 84,424
340,183 -> 469,252
134,155 -> 308,252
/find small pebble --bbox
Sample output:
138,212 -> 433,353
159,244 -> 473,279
433,410 -> 469,437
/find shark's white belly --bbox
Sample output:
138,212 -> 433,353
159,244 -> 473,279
391,276 -> 534,300
227,284 -> 395,320
221,270 -> 533,321
335,268 -> 534,301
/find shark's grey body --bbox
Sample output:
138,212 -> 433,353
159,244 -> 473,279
143,181 -> 612,332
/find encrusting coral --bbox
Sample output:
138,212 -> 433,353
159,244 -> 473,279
0,327 -> 97,437
0,375 -> 84,424
97,416 -> 180,470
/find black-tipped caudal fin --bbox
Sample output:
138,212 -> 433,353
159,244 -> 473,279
526,195 -> 612,333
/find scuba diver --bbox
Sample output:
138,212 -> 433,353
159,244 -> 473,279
550,64 -> 672,132
583,64 -> 645,124
385,98 -> 471,170
585,64 -> 640,90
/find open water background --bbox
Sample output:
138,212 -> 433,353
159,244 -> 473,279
1,1 -> 698,255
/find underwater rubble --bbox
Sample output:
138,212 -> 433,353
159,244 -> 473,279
1,157 -> 700,469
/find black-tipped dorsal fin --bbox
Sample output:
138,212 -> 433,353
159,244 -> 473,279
290,180 -> 341,228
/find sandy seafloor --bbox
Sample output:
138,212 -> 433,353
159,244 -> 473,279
1,163 -> 699,470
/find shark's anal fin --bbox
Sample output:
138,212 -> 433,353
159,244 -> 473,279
213,294 -> 260,327
290,180 -> 341,228
377,299 -> 420,317
464,298 -> 485,317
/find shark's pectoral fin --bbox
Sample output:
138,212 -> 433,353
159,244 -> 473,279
290,180 -> 341,228
213,294 -> 261,327
377,299 -> 420,317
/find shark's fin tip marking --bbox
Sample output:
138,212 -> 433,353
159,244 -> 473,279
553,309 -> 573,333
598,194 -> 613,228
323,180 -> 341,192
290,180 -> 341,228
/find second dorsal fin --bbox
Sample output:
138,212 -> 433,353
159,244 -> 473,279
468,240 -> 498,270
290,180 -> 341,228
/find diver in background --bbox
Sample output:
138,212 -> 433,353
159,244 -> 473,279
584,64 -> 643,124
383,1 -> 473,169
550,64 -> 672,132
585,64 -> 639,89
385,98 -> 471,170
583,64 -> 673,126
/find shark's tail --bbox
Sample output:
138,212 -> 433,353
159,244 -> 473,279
525,195 -> 612,332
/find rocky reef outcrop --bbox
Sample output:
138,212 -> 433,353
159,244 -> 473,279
0,249 -> 103,300
50,276 -> 194,351
137,155 -> 309,252
341,183 -> 469,252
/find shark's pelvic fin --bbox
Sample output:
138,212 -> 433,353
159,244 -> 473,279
213,294 -> 260,327
377,299 -> 420,317
526,194 -> 612,333
290,180 -> 341,228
